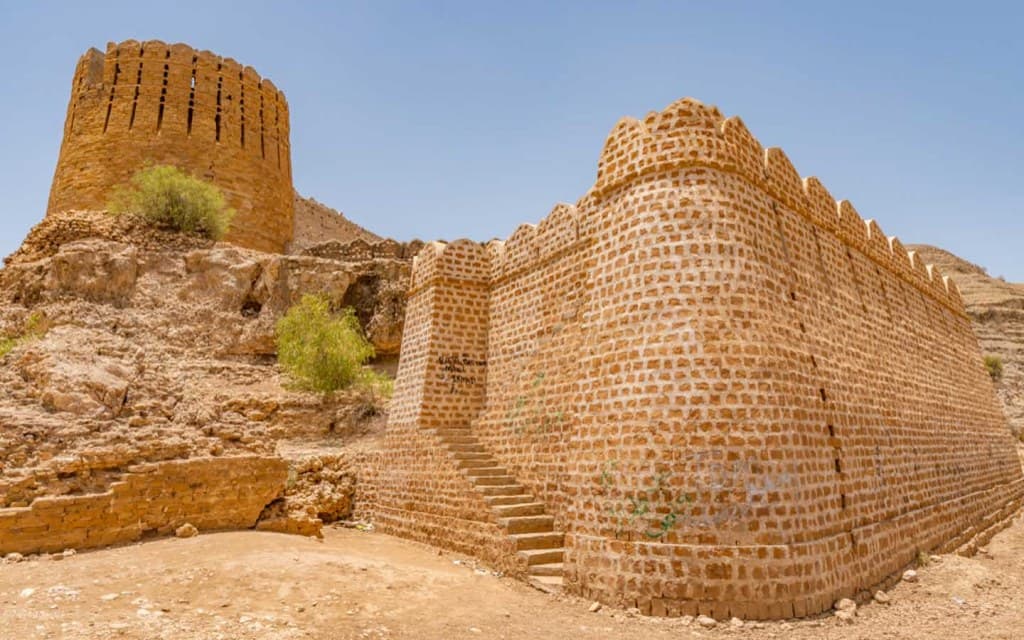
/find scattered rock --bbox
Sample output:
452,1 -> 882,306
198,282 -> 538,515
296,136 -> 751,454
19,588 -> 35,598
588,602 -> 601,613
835,609 -> 856,625
626,607 -> 641,618
696,614 -> 717,629
679,615 -> 694,626
175,523 -> 199,538
729,616 -> 744,628
903,569 -> 919,583
4,552 -> 24,564
100,593 -> 119,602
835,598 -> 857,612
874,590 -> 891,604
61,549 -> 76,559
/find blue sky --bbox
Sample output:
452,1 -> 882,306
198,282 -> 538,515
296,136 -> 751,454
1,1 -> 1021,279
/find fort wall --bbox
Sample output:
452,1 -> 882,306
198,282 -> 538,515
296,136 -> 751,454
0,456 -> 286,555
377,98 -> 1024,618
47,40 -> 294,253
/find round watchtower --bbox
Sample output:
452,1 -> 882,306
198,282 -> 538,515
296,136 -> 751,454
47,40 -> 294,253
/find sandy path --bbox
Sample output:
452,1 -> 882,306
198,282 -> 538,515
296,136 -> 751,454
2,511 -> 1023,640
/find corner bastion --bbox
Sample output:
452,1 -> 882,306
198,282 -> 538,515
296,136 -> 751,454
376,98 -> 1024,619
46,40 -> 294,253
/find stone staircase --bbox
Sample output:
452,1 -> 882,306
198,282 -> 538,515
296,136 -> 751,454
431,427 -> 565,591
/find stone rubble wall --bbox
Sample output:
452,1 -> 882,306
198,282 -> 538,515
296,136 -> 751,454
378,98 -> 1024,619
0,456 -> 287,555
46,40 -> 294,253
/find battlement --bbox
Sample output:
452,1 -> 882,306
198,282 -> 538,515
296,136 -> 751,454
591,98 -> 962,312
47,40 -> 294,253
427,99 -> 962,315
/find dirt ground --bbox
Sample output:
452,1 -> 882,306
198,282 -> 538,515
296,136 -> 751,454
1,512 -> 1023,640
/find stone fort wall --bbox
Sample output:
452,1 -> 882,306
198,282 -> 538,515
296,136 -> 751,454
47,40 -> 294,253
0,456 -> 286,555
378,98 -> 1024,618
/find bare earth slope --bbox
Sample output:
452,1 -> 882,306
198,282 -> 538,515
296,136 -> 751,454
909,245 -> 1024,438
0,210 -> 409,538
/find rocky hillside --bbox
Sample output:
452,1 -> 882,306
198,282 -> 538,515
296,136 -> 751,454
291,193 -> 383,252
0,210 -> 410,535
909,245 -> 1024,439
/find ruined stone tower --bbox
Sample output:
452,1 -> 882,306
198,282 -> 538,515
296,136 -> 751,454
376,98 -> 1024,619
47,40 -> 294,253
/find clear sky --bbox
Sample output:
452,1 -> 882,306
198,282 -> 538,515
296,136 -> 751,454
1,1 -> 1021,279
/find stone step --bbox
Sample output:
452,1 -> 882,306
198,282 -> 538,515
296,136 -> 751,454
472,475 -> 518,486
457,458 -> 498,469
527,562 -> 564,577
446,443 -> 486,453
438,435 -> 478,445
452,451 -> 490,460
477,484 -> 526,496
500,515 -> 555,534
493,502 -> 546,517
465,467 -> 508,477
510,532 -> 564,550
434,428 -> 471,437
517,547 -> 564,565
527,575 -> 564,594
484,494 -> 535,507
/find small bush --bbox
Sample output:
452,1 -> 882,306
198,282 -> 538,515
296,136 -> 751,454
276,294 -> 385,394
984,355 -> 1004,381
0,336 -> 15,359
0,311 -> 47,359
109,165 -> 234,239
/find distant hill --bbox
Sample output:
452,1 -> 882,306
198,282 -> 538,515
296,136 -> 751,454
291,193 -> 383,252
909,244 -> 1024,439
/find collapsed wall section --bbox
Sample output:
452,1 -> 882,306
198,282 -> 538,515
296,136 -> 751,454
0,456 -> 287,555
380,97 -> 1024,618
47,40 -> 294,253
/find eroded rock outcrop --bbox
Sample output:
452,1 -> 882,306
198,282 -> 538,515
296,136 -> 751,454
0,210 -> 407,549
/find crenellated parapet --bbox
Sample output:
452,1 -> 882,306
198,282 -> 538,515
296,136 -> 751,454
47,40 -> 294,253
590,98 -> 962,313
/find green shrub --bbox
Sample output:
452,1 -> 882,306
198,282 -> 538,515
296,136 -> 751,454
0,336 -> 15,359
984,355 -> 1004,381
276,294 -> 384,394
109,165 -> 235,239
0,311 -> 47,359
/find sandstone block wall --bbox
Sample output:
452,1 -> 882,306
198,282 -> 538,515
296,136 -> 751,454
378,98 -> 1024,619
372,241 -> 521,572
0,456 -> 286,555
47,40 -> 294,253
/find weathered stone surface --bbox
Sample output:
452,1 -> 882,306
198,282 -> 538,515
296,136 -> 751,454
47,41 -> 294,253
0,210 -> 398,554
175,522 -> 199,538
290,194 -> 383,252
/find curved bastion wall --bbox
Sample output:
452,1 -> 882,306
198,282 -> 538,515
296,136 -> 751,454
377,97 -> 1024,619
46,40 -> 294,253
